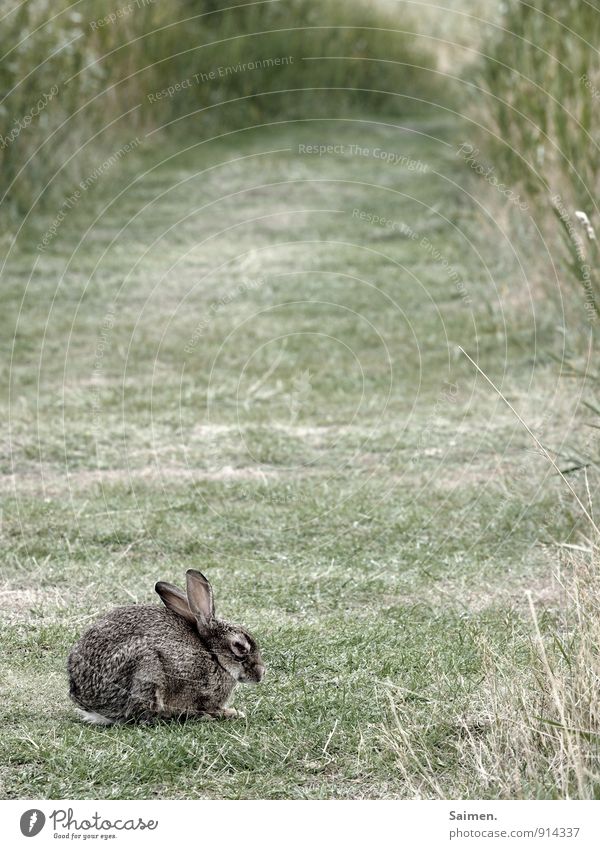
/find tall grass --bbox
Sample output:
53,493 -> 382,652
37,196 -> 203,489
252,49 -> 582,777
382,544 -> 600,798
0,0 -> 438,225
379,347 -> 600,798
475,0 -> 600,324
416,1 -> 600,797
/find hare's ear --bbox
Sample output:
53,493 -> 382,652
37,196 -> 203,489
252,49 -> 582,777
155,581 -> 195,624
186,569 -> 214,625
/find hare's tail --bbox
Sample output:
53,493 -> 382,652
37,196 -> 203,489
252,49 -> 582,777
69,670 -> 120,725
75,707 -> 115,726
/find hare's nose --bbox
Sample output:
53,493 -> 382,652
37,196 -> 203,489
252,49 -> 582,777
255,664 -> 266,682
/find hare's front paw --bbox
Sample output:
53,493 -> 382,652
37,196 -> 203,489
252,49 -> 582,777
220,707 -> 245,719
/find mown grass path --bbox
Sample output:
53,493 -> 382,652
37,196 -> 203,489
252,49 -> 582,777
1,114 -> 580,797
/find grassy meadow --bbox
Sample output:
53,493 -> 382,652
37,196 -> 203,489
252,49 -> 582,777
1,1 -> 600,799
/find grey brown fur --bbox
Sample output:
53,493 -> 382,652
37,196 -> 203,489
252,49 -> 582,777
67,570 -> 265,725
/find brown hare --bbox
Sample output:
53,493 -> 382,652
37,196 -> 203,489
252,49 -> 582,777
67,570 -> 265,725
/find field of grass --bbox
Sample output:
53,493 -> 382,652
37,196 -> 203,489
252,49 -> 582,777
0,0 -> 438,220
2,104 -> 598,798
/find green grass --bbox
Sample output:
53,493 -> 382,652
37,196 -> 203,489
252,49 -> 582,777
1,111 -> 595,799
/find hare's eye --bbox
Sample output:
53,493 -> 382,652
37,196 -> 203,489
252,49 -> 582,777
231,640 -> 249,657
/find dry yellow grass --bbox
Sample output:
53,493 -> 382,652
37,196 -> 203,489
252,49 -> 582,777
382,543 -> 600,798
